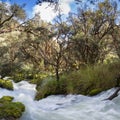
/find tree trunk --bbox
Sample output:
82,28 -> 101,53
55,67 -> 59,82
55,66 -> 61,94
104,87 -> 120,100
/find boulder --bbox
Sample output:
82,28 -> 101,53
0,96 -> 25,120
89,88 -> 102,96
0,79 -> 13,90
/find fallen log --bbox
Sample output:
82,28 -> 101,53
104,72 -> 120,100
104,87 -> 120,100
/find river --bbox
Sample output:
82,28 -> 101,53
0,80 -> 120,120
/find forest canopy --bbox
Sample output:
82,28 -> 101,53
0,0 -> 120,81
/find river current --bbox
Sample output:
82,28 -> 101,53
0,80 -> 120,120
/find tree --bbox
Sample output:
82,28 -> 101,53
20,14 -> 68,82
37,0 -> 58,4
111,25 -> 120,59
66,0 -> 118,66
36,0 -> 98,4
0,2 -> 26,32
0,2 -> 26,77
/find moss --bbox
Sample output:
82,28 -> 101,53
0,96 -> 14,103
0,96 -> 25,120
0,79 -> 14,90
88,88 -> 102,96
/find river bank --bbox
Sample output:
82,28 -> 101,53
0,80 -> 120,120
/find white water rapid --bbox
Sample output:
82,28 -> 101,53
0,80 -> 120,120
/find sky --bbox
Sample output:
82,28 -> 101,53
1,0 -> 120,22
1,0 -> 78,22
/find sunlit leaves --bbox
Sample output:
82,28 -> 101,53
10,4 -> 26,20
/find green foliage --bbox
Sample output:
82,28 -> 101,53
12,73 -> 25,83
63,63 -> 117,95
0,0 -> 120,84
0,79 -> 13,90
35,75 -> 69,100
0,96 -> 25,120
0,63 -> 22,80
35,61 -> 120,100
10,3 -> 26,20
35,80 -> 57,100
30,72 -> 50,84
0,0 -> 120,104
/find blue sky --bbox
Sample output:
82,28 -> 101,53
7,0 -> 37,18
2,0 -> 111,22
0,0 -> 107,22
1,0 -> 78,22
1,0 -> 120,23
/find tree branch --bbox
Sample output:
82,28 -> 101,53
0,14 -> 14,28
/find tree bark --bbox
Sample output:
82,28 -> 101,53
104,87 -> 120,100
55,67 -> 59,82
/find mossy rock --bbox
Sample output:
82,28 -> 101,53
0,96 -> 14,103
0,79 -> 13,90
0,96 -> 25,120
88,88 -> 102,96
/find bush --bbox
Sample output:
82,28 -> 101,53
12,73 -> 25,83
35,79 -> 58,100
35,61 -> 120,100
35,76 -> 68,100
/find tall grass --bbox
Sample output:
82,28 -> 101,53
35,61 -> 120,100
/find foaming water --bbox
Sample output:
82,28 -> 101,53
0,80 -> 120,120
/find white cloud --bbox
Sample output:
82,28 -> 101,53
32,0 -> 74,22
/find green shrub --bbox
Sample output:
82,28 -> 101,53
35,76 -> 69,100
35,61 -> 120,100
12,73 -> 25,83
63,63 -> 118,95
35,79 -> 58,100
